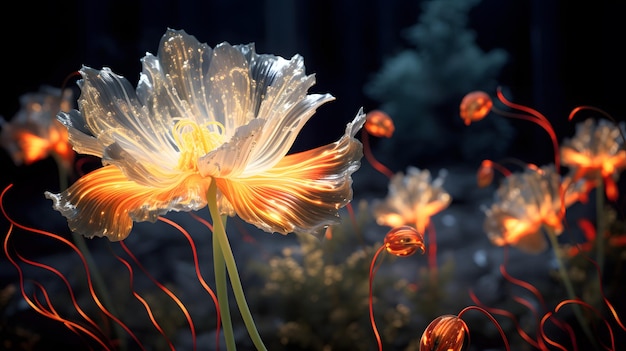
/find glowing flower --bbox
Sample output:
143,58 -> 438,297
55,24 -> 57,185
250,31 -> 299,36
44,29 -> 365,241
372,167 -> 451,234
0,86 -> 74,170
483,165 -> 586,254
561,118 -> 626,201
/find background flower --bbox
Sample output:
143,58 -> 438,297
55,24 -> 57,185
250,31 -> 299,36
0,86 -> 74,171
561,118 -> 626,201
372,166 -> 451,234
482,164 -> 586,253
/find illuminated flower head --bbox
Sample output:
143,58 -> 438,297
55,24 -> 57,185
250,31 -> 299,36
561,118 -> 626,201
45,29 -> 365,241
483,165 -> 586,254
0,86 -> 74,169
373,167 -> 451,233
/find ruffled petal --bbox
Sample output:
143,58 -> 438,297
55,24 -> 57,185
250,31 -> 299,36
245,93 -> 335,176
215,110 -> 365,234
44,165 -> 211,241
73,67 -> 182,184
142,30 -> 253,131
197,119 -> 266,178
484,212 -> 547,254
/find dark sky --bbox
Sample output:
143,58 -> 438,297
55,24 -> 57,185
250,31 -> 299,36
1,0 -> 625,188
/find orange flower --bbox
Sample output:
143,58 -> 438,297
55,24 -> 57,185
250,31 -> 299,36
372,167 -> 451,234
44,29 -> 365,241
561,118 -> 626,201
0,86 -> 75,170
483,165 -> 586,254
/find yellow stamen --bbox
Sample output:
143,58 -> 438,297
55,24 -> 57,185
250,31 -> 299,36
172,119 -> 225,171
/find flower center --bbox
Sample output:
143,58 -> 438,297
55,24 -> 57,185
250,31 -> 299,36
172,119 -> 225,171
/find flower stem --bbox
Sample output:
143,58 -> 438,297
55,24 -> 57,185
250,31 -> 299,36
207,181 -> 267,351
546,228 -> 599,350
212,215 -> 236,350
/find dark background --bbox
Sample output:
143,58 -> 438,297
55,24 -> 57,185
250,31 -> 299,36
1,0 -> 625,158
1,1 -> 625,349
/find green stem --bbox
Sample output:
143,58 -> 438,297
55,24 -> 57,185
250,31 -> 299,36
206,181 -> 267,351
546,228 -> 599,350
212,213 -> 236,351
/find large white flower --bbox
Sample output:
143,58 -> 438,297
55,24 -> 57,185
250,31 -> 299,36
45,29 -> 365,241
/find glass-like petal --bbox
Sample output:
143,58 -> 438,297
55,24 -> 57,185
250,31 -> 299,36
482,164 -> 585,254
561,118 -> 626,180
198,119 -> 266,178
44,165 -> 211,241
214,110 -> 365,235
74,67 -> 180,175
373,167 -> 451,233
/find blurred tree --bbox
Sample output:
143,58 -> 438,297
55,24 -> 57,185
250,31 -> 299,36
364,0 -> 511,169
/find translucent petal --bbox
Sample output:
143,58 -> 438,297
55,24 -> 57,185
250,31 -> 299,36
45,165 -> 211,241
197,119 -> 266,178
372,167 -> 451,232
76,67 -> 181,182
214,110 -> 365,235
482,165 -> 578,254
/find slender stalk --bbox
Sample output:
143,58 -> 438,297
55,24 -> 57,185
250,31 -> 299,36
546,227 -> 599,350
206,181 -> 267,351
212,215 -> 236,351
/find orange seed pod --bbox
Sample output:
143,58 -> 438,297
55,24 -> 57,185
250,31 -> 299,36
384,226 -> 425,257
419,315 -> 469,351
365,110 -> 395,138
460,91 -> 492,126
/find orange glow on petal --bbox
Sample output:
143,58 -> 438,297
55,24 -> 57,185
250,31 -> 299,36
460,91 -> 493,126
494,217 -> 547,254
376,213 -> 408,228
45,165 -> 211,241
365,110 -> 395,138
501,218 -> 528,242
561,148 -> 593,168
17,132 -> 50,164
215,131 -> 362,235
